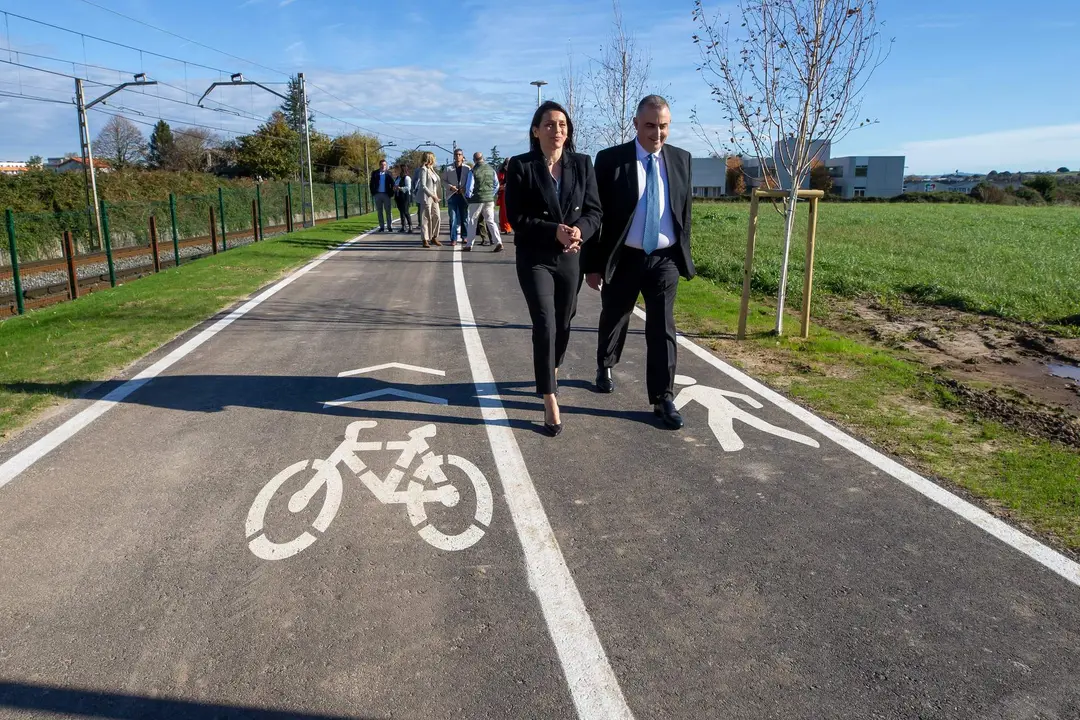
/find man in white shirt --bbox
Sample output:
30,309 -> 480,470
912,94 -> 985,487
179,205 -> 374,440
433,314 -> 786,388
583,95 -> 696,429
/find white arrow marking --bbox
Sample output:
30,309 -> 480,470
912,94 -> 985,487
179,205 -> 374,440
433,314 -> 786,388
338,363 -> 445,378
323,388 -> 448,408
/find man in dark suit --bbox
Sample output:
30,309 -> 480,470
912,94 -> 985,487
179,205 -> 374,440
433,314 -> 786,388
369,159 -> 393,232
583,95 -> 695,429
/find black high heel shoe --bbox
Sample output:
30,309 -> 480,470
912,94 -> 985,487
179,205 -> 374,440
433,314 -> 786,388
543,401 -> 563,437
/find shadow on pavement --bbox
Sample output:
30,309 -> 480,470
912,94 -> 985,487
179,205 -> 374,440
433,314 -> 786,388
2,375 -> 662,431
0,680 -> 380,720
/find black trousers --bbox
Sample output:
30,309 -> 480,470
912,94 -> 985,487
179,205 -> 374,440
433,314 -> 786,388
597,246 -> 680,404
394,193 -> 412,228
516,251 -> 583,396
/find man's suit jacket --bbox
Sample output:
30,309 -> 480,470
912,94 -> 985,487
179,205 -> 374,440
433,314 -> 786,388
369,169 -> 393,197
583,141 -> 695,283
442,164 -> 472,201
504,149 -> 602,259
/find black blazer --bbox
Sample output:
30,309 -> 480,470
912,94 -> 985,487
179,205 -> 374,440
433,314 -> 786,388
369,169 -> 393,197
582,141 -> 695,282
505,150 -> 603,258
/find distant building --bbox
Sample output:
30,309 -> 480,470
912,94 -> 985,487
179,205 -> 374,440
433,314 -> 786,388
690,157 -> 727,198
775,139 -> 833,190
704,141 -> 905,199
49,157 -> 111,173
903,179 -> 981,194
827,155 -> 906,198
0,161 -> 28,176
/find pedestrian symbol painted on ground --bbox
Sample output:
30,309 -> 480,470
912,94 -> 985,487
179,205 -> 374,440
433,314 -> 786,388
673,375 -> 820,452
245,420 -> 493,560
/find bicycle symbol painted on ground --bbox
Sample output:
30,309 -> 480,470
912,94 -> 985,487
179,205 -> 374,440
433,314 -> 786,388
245,420 -> 494,560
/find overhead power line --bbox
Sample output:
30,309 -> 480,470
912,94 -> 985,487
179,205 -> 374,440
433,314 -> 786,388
67,2 -> 424,143
75,0 -> 291,79
1,10 -> 230,75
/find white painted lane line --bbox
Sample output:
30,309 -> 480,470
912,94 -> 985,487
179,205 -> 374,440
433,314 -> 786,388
632,307 -> 1080,588
0,228 -> 379,493
455,254 -> 634,719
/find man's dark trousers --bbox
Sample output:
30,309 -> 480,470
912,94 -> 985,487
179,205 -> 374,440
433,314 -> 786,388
597,245 -> 680,404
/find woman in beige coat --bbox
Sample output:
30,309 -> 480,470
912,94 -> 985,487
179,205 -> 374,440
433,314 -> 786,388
414,152 -> 442,248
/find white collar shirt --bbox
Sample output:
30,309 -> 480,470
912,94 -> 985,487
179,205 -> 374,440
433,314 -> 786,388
624,139 -> 675,251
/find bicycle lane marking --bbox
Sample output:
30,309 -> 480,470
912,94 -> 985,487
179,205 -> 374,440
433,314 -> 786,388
630,306 -> 1080,588
0,228 -> 378,494
453,249 -> 635,720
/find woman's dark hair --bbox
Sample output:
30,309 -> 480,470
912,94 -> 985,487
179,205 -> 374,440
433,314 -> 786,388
528,100 -> 576,155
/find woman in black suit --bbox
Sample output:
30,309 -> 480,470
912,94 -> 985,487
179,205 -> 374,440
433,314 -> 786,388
505,101 -> 602,436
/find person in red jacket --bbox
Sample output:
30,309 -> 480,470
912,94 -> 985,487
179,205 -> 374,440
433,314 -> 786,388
497,160 -> 513,234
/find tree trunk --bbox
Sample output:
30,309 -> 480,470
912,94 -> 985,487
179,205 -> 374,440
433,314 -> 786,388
775,186 -> 800,335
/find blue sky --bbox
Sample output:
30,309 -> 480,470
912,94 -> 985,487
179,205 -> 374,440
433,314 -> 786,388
1,0 -> 1078,174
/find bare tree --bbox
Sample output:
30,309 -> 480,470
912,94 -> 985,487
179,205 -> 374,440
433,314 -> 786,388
171,127 -> 221,171
692,0 -> 890,334
559,44 -> 593,152
94,115 -> 147,169
588,0 -> 656,148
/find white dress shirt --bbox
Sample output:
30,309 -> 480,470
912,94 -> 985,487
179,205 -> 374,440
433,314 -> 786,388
624,139 -> 676,251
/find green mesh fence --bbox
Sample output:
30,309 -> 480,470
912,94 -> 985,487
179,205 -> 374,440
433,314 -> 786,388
2,182 -> 348,269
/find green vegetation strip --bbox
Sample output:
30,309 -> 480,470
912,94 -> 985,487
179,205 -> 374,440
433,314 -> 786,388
674,277 -> 1080,553
692,203 -> 1080,330
0,214 -> 378,438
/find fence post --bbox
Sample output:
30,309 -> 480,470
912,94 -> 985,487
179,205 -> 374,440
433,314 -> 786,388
334,183 -> 341,220
209,206 -> 218,254
343,183 -> 349,219
169,193 -> 181,267
287,182 -> 293,232
251,199 -> 259,242
256,184 -> 264,241
5,209 -> 24,315
357,184 -> 363,216
101,200 -> 116,288
218,187 -> 228,251
63,230 -> 79,300
148,215 -> 161,273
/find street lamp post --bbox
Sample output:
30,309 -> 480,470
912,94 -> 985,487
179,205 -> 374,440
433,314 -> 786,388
75,72 -> 157,249
530,80 -> 548,107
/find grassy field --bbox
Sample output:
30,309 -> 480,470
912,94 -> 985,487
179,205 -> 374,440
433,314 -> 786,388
691,203 -> 1080,328
0,214 -> 378,438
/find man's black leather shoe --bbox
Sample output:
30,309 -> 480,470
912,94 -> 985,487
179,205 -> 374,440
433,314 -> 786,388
654,400 -> 684,429
595,368 -> 614,393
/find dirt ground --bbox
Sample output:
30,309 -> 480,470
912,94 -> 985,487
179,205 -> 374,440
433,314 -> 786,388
828,299 -> 1080,448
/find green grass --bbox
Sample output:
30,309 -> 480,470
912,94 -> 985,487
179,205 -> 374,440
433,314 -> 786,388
0,214 -> 378,437
691,203 -> 1080,328
674,276 -> 1080,552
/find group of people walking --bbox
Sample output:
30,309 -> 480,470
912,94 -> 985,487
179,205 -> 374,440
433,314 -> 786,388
367,94 -> 694,439
368,152 -> 512,251
505,94 -> 694,437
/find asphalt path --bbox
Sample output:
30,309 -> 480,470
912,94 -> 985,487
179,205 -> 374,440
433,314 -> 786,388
0,221 -> 1078,720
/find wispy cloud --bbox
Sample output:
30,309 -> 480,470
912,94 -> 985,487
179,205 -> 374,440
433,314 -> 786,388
891,124 -> 1080,174
279,0 -> 297,6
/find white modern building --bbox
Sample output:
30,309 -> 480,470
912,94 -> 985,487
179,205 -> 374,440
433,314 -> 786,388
690,157 -> 727,198
702,141 -> 906,198
826,155 -> 906,198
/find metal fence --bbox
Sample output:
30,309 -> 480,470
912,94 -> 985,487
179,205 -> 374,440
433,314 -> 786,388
2,180 -> 370,315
